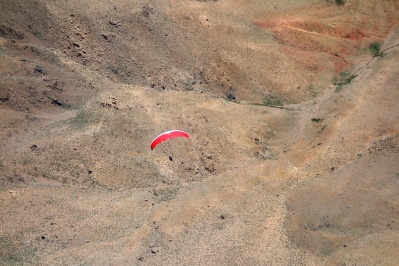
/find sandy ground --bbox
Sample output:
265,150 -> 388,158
1,0 -> 399,265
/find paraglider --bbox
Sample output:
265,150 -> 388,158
150,130 -> 189,150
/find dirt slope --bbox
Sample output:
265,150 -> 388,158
1,0 -> 399,265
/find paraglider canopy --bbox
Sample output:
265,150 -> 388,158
150,130 -> 189,150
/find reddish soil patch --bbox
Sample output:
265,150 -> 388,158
255,3 -> 399,74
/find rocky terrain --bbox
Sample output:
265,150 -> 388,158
1,0 -> 399,265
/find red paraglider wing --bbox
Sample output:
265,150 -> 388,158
150,130 -> 189,150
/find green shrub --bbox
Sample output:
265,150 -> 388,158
334,85 -> 344,93
335,0 -> 345,5
369,42 -> 382,57
263,96 -> 283,107
333,71 -> 358,92
311,118 -> 324,123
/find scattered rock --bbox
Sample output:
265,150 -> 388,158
150,246 -> 160,254
7,174 -> 25,183
99,97 -> 119,109
109,20 -> 120,27
30,144 -> 39,150
48,81 -> 64,92
51,99 -> 66,107
0,25 -> 25,39
34,66 -> 46,75
142,4 -> 155,17
100,33 -> 109,41
226,92 -> 236,100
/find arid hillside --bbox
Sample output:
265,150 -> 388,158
1,0 -> 399,265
